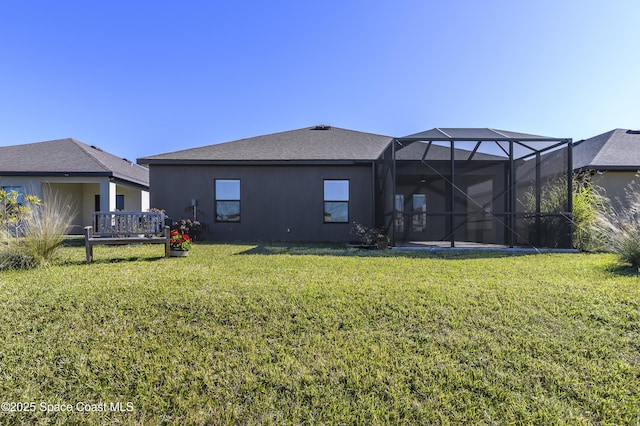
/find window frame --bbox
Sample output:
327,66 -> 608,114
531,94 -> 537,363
116,195 -> 125,211
323,179 -> 350,224
215,179 -> 241,223
394,194 -> 405,233
412,193 -> 427,232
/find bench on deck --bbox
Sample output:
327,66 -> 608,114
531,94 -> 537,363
84,211 -> 170,264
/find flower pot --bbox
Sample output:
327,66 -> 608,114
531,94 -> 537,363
170,249 -> 189,257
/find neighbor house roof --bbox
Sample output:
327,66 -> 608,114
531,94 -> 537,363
0,138 -> 149,187
573,129 -> 640,171
138,126 -> 394,164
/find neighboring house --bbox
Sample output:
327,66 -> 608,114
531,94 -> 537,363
138,126 -> 573,248
573,129 -> 640,209
0,138 -> 150,234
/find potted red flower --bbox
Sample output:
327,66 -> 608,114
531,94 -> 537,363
169,229 -> 191,257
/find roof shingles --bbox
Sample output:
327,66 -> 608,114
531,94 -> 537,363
573,129 -> 640,170
0,138 -> 149,186
138,126 -> 394,163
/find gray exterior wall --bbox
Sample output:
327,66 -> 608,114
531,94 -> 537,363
591,171 -> 639,210
149,164 -> 376,241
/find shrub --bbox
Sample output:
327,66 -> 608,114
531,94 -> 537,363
0,188 -> 40,238
350,222 -> 388,245
173,217 -> 202,241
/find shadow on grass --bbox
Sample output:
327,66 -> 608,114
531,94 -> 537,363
59,255 -> 168,266
232,242 -> 535,260
62,237 -> 86,248
61,237 -> 170,265
603,263 -> 640,277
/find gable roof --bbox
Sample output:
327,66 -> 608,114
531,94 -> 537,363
573,129 -> 640,171
0,138 -> 149,187
138,126 -> 394,164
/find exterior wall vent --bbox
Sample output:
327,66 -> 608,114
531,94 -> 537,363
312,125 -> 331,130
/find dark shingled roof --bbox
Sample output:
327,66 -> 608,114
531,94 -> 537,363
0,138 -> 149,187
138,126 -> 394,164
573,129 -> 640,171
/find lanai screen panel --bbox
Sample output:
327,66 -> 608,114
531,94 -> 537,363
513,143 -> 572,248
393,129 -> 572,248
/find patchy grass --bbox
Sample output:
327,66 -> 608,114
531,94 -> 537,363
0,243 -> 638,424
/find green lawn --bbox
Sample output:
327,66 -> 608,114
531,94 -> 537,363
0,242 -> 638,425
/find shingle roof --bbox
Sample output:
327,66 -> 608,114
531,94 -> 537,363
573,129 -> 640,171
0,138 -> 149,187
138,126 -> 394,164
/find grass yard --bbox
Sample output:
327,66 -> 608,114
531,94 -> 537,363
0,242 -> 638,425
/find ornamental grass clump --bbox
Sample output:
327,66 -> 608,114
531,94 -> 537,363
572,171 -> 608,252
594,180 -> 640,268
0,188 -> 75,270
21,190 -> 76,266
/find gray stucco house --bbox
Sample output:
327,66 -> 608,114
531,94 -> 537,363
0,138 -> 150,234
573,129 -> 640,208
138,126 -> 573,248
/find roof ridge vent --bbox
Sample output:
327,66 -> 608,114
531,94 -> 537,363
626,129 -> 640,135
311,124 -> 331,130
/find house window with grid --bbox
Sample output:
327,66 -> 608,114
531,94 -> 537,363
215,179 -> 240,222
323,180 -> 349,223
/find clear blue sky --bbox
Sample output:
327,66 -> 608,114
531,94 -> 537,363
1,1 -> 639,161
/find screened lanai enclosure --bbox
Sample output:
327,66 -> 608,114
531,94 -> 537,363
376,128 -> 573,248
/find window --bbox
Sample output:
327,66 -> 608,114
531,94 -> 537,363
1,186 -> 24,204
116,195 -> 125,211
323,180 -> 349,223
215,179 -> 240,222
412,194 -> 427,232
94,194 -> 125,211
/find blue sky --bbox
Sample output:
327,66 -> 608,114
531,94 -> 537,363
1,1 -> 638,161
